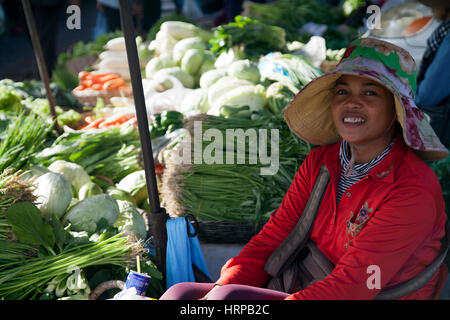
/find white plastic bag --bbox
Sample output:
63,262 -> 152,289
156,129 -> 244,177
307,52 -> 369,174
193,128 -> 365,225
143,75 -> 194,115
110,287 -> 151,300
293,36 -> 327,68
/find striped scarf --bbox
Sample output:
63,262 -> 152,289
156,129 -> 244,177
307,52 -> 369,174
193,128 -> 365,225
417,18 -> 450,85
337,138 -> 395,203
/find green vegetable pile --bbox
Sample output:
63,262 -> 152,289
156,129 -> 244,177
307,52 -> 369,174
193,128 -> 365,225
242,0 -> 360,49
242,0 -> 344,42
209,15 -> 287,61
162,114 -> 314,231
0,112 -> 54,173
150,110 -> 184,139
34,124 -> 143,184
0,164 -> 162,300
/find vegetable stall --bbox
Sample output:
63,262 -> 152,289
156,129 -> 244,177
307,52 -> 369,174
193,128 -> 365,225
1,0 -> 448,300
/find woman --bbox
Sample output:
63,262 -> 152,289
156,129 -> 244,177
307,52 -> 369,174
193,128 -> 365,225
415,0 -> 450,146
160,38 -> 449,300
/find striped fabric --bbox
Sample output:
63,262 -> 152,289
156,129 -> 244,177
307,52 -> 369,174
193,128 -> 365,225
337,139 -> 395,203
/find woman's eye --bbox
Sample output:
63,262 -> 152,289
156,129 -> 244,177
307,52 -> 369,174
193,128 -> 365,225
335,89 -> 347,95
364,91 -> 376,96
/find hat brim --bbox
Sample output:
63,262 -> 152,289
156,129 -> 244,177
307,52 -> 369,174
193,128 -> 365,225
283,71 -> 449,161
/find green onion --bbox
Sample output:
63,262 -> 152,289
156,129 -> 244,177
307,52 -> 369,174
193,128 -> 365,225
162,114 -> 314,230
0,234 -> 137,300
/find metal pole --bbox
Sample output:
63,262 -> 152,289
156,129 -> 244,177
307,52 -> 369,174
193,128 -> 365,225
21,0 -> 62,135
117,0 -> 168,276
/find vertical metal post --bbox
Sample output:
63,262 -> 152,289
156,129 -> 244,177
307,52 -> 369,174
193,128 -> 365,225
21,0 -> 62,135
118,0 -> 168,277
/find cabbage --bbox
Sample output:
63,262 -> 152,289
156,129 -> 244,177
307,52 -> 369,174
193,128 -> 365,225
78,182 -> 103,200
181,88 -> 211,113
63,194 -> 120,234
33,172 -> 73,218
207,76 -> 254,109
107,187 -> 136,205
114,200 -> 147,240
145,54 -> 175,78
227,59 -> 261,83
172,37 -> 207,64
151,67 -> 195,88
208,84 -> 267,116
116,170 -> 148,207
48,160 -> 91,196
181,48 -> 204,75
199,69 -> 226,89
199,51 -> 216,75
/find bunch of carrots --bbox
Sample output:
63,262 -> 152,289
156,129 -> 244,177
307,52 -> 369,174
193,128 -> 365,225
73,71 -> 131,91
79,113 -> 137,130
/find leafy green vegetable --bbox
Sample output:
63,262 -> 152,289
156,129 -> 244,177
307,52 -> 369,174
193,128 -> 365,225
33,172 -> 73,219
165,114 -> 314,229
48,160 -> 91,196
34,125 -> 142,184
114,200 -> 147,240
0,79 -> 82,109
116,170 -> 148,207
23,98 -> 81,128
242,0 -> 344,41
63,194 -> 120,235
0,112 -> 54,172
265,82 -> 296,114
0,233 -> 139,300
0,87 -> 23,112
5,202 -> 55,253
228,59 -> 261,83
209,16 -> 286,61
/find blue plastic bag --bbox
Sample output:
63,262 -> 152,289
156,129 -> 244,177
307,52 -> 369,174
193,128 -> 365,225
165,217 -> 211,289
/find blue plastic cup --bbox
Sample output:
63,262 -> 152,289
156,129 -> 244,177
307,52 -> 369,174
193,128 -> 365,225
125,270 -> 151,296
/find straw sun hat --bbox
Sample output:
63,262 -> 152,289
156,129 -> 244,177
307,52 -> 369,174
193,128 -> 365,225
283,37 -> 449,161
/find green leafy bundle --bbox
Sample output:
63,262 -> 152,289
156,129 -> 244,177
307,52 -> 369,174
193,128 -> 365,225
242,0 -> 344,41
162,114 -> 314,229
0,112 -> 54,172
209,15 -> 287,60
0,200 -> 162,300
34,125 -> 143,184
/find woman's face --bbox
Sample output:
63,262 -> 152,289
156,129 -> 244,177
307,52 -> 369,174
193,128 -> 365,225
331,74 -> 396,147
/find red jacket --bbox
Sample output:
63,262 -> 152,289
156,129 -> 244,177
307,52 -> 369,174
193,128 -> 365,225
216,135 -> 448,299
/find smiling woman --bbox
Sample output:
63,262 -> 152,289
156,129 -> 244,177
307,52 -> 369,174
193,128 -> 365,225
160,38 -> 450,301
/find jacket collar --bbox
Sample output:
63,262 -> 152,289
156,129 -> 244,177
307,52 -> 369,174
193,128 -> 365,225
324,132 -> 407,184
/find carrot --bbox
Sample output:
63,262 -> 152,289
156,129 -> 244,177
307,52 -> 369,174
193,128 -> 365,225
103,78 -> 126,91
73,85 -> 85,91
118,85 -> 131,91
82,79 -> 94,88
119,117 -> 138,127
80,118 -> 104,130
78,71 -> 90,80
100,73 -> 120,82
91,83 -> 104,90
98,113 -> 134,128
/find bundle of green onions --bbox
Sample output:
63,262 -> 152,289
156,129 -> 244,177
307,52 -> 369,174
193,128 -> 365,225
161,114 -> 313,228
0,233 -> 139,300
0,112 -> 53,172
34,125 -> 143,184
